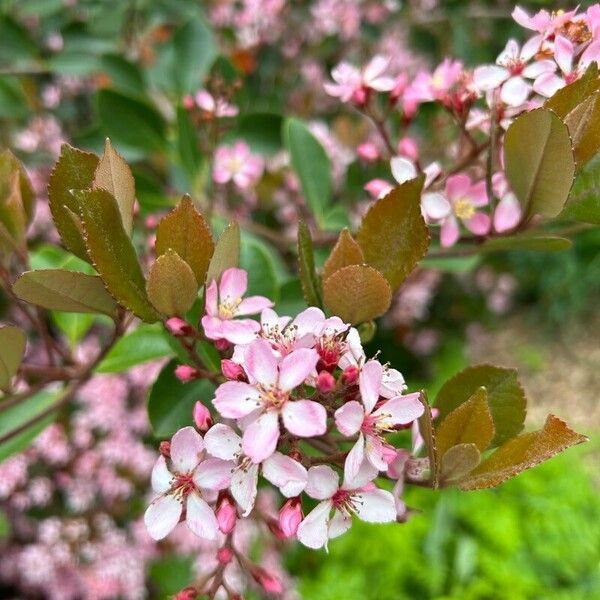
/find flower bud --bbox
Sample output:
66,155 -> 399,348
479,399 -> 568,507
182,94 -> 195,110
356,142 -> 379,162
341,365 -> 359,385
278,497 -> 303,538
193,402 -> 213,432
398,136 -> 419,161
174,587 -> 197,600
250,566 -> 283,595
216,546 -> 233,564
221,359 -> 246,381
214,338 -> 231,352
174,364 -> 199,382
316,371 -> 336,394
166,317 -> 193,337
159,441 -> 171,459
216,492 -> 237,534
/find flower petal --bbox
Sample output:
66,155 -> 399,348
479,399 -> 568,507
465,211 -> 491,236
170,427 -> 204,474
297,500 -> 333,549
219,319 -> 261,344
213,381 -> 261,419
343,434 -> 365,486
278,348 -> 319,391
237,295 -> 274,316
231,463 -> 259,516
353,489 -> 396,523
204,423 -> 242,460
390,156 -> 417,185
194,458 -> 235,491
205,280 -> 218,316
151,456 -> 173,493
494,193 -> 522,232
372,392 -> 425,425
473,65 -> 508,90
440,215 -> 460,248
262,452 -> 308,497
219,267 -> 247,302
305,465 -> 339,500
144,494 -> 182,540
282,400 -> 327,437
241,411 -> 280,463
328,510 -> 352,540
422,192 -> 451,221
501,76 -> 530,107
334,401 -> 365,437
359,360 -> 383,414
186,491 -> 218,540
244,339 -> 278,386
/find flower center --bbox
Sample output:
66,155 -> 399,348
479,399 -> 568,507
226,156 -> 243,174
259,385 -> 289,409
453,197 -> 475,220
171,473 -> 197,500
331,489 -> 361,516
219,297 -> 241,319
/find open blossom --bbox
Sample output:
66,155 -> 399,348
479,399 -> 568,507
213,339 -> 325,463
213,141 -> 264,189
144,427 -> 234,540
335,360 -> 424,482
202,267 -> 273,344
512,6 -> 580,40
194,89 -> 239,117
324,55 -> 395,104
297,465 -> 396,549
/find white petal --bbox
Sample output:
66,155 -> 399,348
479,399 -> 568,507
334,401 -> 364,437
244,338 -> 279,386
281,399 -> 327,437
305,465 -> 339,500
262,452 -> 308,497
231,463 -> 259,516
390,156 -> 417,185
193,458 -> 235,491
213,381 -> 261,419
343,434 -> 365,486
422,192 -> 451,221
204,423 -> 242,461
473,65 -> 508,90
344,457 -> 379,489
328,510 -> 352,539
170,427 -> 204,474
353,489 -> 396,523
297,500 -> 333,549
144,494 -> 182,540
185,491 -> 218,540
372,393 -> 425,425
500,76 -> 530,107
151,456 -> 173,493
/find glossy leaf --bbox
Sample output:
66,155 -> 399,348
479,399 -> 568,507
148,359 -> 215,438
322,228 -> 365,281
147,250 -> 198,316
436,365 -> 526,447
481,235 -> 572,253
459,415 -> 588,491
240,235 -> 284,301
563,91 -> 600,166
0,325 -> 26,392
504,108 -> 575,219
155,196 -> 214,285
297,221 -> 321,307
206,222 -> 240,285
440,443 -> 481,482
177,106 -> 202,181
323,264 -> 391,324
544,62 -> 600,118
357,178 -> 429,290
76,188 -> 159,322
13,269 -> 117,316
560,155 -> 600,224
93,138 -> 136,235
48,144 -> 99,261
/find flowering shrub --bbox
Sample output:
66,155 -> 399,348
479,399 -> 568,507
0,2 -> 598,598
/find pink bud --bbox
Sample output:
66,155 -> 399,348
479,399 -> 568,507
342,365 -> 359,385
364,178 -> 393,199
351,86 -> 368,106
144,215 -> 158,229
174,364 -> 199,382
182,94 -> 195,110
250,567 -> 284,595
216,492 -> 237,534
166,317 -> 193,337
356,142 -> 379,162
214,338 -> 231,352
216,546 -> 233,564
193,402 -> 213,432
278,497 -> 303,538
221,359 -> 246,381
390,73 -> 408,102
316,371 -> 336,394
268,519 -> 286,540
159,441 -> 171,459
174,587 -> 197,600
398,136 -> 419,161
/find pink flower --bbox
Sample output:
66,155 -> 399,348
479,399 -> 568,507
512,6 -> 579,39
212,339 -> 325,462
404,59 -> 464,110
213,141 -> 264,189
296,465 -> 396,549
202,268 -> 273,344
335,360 -> 423,483
144,427 -> 234,540
423,174 -> 491,247
324,55 -> 395,104
195,89 -> 239,117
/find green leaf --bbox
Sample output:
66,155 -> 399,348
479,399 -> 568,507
206,222 -> 240,284
99,54 -> 146,96
459,415 -> 587,491
148,359 -> 215,438
97,324 -> 173,373
233,113 -> 283,155
560,153 -> 600,224
13,269 -> 117,316
48,144 -> 99,261
481,235 -> 572,253
155,196 -> 214,285
322,264 -> 391,324
76,188 -> 160,322
297,221 -> 321,307
147,249 -> 198,316
177,106 -> 203,181
97,89 -> 167,153
504,108 -> 575,219
544,62 -> 600,118
284,117 -> 332,224
436,365 -> 527,447
0,149 -> 34,223
0,325 -> 26,392
240,235 -> 282,300
93,138 -> 136,235
356,178 -> 429,290
563,91 -> 600,166
53,312 -> 95,348
440,443 -> 481,483
418,391 -> 438,489
322,228 -> 365,281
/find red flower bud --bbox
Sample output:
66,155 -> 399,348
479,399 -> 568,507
221,359 -> 246,381
250,566 -> 283,595
342,365 -> 359,385
174,587 -> 197,600
278,497 -> 303,538
214,338 -> 231,352
216,546 -> 233,564
193,402 -> 213,432
216,492 -> 237,534
166,317 -> 194,337
316,370 -> 336,394
174,364 -> 199,382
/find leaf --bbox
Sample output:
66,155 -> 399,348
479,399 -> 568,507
99,54 -> 146,96
0,163 -> 26,251
322,228 -> 365,281
436,365 -> 526,447
148,359 -> 215,438
563,91 -> 600,166
481,235 -> 572,253
435,387 -> 495,460
97,89 -> 167,153
0,149 -> 34,223
0,325 -> 26,392
356,178 -> 429,290
284,117 -> 332,223
440,443 -> 481,482
76,188 -> 159,322
297,221 -> 321,307
504,108 -> 575,219
323,264 -> 391,324
147,250 -> 198,317
560,155 -> 600,224
96,324 -> 173,373
545,62 -> 600,118
459,415 -> 588,491
93,138 -> 136,235
177,106 -> 202,181
206,222 -> 240,285
13,269 -> 117,316
155,196 -> 214,285
418,391 -> 438,489
233,113 -> 283,155
240,235 -> 283,301
48,144 -> 99,261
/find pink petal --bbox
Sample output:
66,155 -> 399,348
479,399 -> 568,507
305,465 -> 339,500
353,489 -> 396,523
186,491 -> 218,540
445,174 -> 471,201
473,65 -> 508,90
359,360 -> 383,414
219,319 -> 261,344
533,72 -> 564,97
205,280 -> 218,316
170,427 -> 205,474
343,434 -> 365,486
151,456 -> 173,493
231,463 -> 259,516
580,41 -> 600,70
204,423 -> 242,461
278,348 -> 319,392
422,192 -> 451,221
281,399 -> 327,437
297,500 -> 332,549
144,494 -> 182,540
343,457 -> 379,490
390,156 -> 417,185
465,211 -> 491,236
244,339 -> 278,386
193,458 -> 234,491
440,215 -> 460,248
201,315 -> 226,341
363,55 -> 390,84
219,267 -> 247,301
334,401 -> 365,437
554,35 -> 574,75
521,35 -> 542,61
369,76 -> 396,92
364,433 -> 388,472
501,76 -> 530,106
261,307 -> 291,331
262,452 -> 308,497
292,307 -> 325,337
213,381 -> 261,419
494,193 -> 522,232
512,7 -> 533,30
372,392 -> 425,425
241,411 -> 280,463
523,59 -> 556,78
237,296 -> 274,316
469,180 -> 489,207
364,178 -> 393,199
